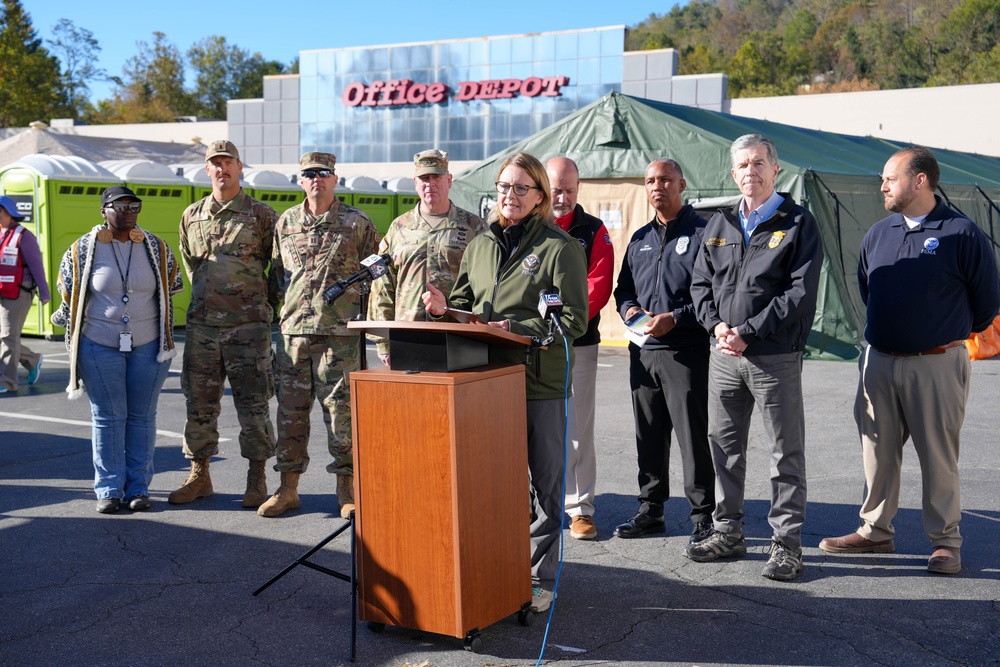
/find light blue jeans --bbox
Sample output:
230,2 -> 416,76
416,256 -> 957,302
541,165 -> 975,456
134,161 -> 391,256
78,336 -> 171,500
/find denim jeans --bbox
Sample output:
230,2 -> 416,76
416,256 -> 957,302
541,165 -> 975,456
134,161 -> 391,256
77,336 -> 171,500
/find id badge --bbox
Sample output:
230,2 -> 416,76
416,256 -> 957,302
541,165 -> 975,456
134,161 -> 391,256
119,332 -> 133,352
0,247 -> 17,266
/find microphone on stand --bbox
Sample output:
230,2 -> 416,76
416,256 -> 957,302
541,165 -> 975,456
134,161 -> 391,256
323,253 -> 391,305
537,289 -> 567,337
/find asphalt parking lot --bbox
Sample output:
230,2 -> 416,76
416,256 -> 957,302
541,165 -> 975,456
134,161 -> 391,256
1,333 -> 998,667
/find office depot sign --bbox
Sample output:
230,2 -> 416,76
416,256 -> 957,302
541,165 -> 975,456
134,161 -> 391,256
341,76 -> 570,107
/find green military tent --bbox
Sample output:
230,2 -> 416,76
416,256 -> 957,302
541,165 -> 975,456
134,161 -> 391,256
451,92 -> 1000,360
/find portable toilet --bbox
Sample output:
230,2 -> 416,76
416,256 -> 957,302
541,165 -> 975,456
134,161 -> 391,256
345,175 -> 394,236
332,174 -> 353,207
244,169 -> 303,216
0,154 -> 118,337
100,160 -> 193,325
386,176 -> 418,220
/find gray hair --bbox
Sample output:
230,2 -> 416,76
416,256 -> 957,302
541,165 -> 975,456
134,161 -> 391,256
730,134 -> 778,169
649,157 -> 684,180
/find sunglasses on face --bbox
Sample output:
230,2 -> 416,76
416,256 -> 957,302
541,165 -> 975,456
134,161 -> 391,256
495,181 -> 538,196
105,201 -> 142,214
302,169 -> 334,179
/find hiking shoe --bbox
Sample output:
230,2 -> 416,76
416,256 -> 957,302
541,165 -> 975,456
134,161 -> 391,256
27,355 -> 43,385
684,530 -> 746,562
530,587 -> 553,613
570,515 -> 597,540
690,519 -> 713,544
762,539 -> 803,581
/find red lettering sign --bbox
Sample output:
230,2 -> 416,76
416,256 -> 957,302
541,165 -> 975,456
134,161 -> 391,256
340,76 -> 570,107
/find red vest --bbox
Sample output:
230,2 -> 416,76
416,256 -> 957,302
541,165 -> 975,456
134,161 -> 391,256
0,224 -> 26,299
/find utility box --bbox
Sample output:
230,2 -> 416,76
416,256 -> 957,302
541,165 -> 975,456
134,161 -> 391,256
0,154 -> 118,337
100,160 -> 194,325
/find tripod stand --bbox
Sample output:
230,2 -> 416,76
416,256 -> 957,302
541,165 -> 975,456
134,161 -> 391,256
253,280 -> 373,662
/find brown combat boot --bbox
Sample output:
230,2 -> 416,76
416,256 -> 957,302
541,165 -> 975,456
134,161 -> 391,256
337,474 -> 355,519
242,460 -> 269,508
168,457 -> 213,504
257,472 -> 301,517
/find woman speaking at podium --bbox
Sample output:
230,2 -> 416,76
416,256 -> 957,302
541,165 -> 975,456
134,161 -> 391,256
422,152 -> 588,613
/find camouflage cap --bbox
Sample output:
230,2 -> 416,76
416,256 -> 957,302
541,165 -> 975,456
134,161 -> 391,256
414,149 -> 449,176
300,152 -> 337,171
205,139 -> 240,162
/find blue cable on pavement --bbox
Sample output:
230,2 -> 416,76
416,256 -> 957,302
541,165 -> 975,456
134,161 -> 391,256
534,331 -> 571,667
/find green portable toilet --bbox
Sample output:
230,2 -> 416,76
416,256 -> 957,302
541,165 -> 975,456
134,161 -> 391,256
100,160 -> 194,325
386,176 -> 419,221
345,175 -> 394,236
0,154 -> 118,337
331,174 -> 353,207
244,169 -> 303,216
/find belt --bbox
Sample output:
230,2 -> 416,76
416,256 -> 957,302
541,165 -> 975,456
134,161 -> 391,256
876,340 -> 965,357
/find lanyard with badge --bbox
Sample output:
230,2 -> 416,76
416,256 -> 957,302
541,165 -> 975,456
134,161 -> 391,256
111,240 -> 134,352
0,226 -> 21,268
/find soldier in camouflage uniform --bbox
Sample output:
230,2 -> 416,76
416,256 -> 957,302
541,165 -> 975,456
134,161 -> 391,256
368,149 -> 486,365
258,152 -> 381,518
169,140 -> 280,509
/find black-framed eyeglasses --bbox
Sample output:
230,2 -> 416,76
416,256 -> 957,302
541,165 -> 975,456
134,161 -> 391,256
106,201 -> 142,214
495,181 -> 538,196
302,169 -> 334,179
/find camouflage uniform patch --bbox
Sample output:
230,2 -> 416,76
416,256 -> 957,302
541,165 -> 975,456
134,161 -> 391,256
272,199 -> 380,474
367,203 -> 485,355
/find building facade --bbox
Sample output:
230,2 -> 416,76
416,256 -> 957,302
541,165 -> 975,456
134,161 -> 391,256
227,26 -> 727,166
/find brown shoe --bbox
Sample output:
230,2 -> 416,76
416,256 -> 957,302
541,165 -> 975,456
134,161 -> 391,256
242,460 -> 269,508
570,515 -> 597,540
337,474 -> 355,520
818,532 -> 895,553
927,546 -> 961,574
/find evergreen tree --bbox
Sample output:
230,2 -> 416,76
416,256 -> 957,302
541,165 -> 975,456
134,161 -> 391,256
0,0 -> 68,127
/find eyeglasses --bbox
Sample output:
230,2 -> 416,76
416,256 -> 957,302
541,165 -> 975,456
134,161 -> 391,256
106,201 -> 142,214
302,169 -> 334,179
495,181 -> 539,196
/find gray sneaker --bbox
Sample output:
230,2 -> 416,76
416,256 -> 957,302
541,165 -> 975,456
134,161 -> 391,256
762,539 -> 803,581
684,530 -> 747,562
530,586 -> 553,612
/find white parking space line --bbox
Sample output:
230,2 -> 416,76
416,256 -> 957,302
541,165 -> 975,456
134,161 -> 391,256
0,411 -> 227,441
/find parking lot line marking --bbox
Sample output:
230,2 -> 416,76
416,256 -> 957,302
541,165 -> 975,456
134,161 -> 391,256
0,411 -> 228,441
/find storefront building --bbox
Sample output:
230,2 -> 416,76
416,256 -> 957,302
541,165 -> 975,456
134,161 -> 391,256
227,26 -> 728,167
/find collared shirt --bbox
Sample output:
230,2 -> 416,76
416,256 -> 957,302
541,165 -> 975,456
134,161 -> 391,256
739,189 -> 785,244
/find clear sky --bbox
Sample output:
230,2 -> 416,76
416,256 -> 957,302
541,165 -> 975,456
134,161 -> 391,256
24,1 -> 681,102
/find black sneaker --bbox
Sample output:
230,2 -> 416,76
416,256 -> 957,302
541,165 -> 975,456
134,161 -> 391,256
684,530 -> 746,562
690,519 -> 713,544
613,512 -> 665,538
762,539 -> 803,581
96,498 -> 121,514
126,495 -> 152,511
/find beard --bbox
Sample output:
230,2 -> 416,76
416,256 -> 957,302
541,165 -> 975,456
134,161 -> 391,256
884,190 -> 914,213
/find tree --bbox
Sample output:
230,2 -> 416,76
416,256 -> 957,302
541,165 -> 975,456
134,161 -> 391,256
188,36 -> 287,119
46,18 -> 105,117
0,0 -> 68,126
104,31 -> 193,123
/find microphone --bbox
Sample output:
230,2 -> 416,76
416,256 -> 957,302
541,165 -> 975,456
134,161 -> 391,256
537,289 -> 567,337
323,253 -> 391,305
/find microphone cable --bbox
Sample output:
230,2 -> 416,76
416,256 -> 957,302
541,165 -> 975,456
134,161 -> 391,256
533,325 -> 571,667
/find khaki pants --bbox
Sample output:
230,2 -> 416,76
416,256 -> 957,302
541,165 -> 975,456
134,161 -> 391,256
0,289 -> 40,391
855,345 -> 969,548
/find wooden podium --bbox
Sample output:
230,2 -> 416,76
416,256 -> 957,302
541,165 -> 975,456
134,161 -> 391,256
347,321 -> 534,643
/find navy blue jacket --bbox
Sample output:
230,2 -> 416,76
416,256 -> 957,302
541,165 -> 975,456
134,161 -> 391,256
691,195 -> 823,355
860,196 -> 1000,354
614,204 -> 708,350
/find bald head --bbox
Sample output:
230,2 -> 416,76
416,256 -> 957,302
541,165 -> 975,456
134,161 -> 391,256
546,156 -> 580,218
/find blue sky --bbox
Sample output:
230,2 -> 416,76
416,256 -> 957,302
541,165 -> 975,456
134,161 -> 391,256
25,1 -> 681,102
